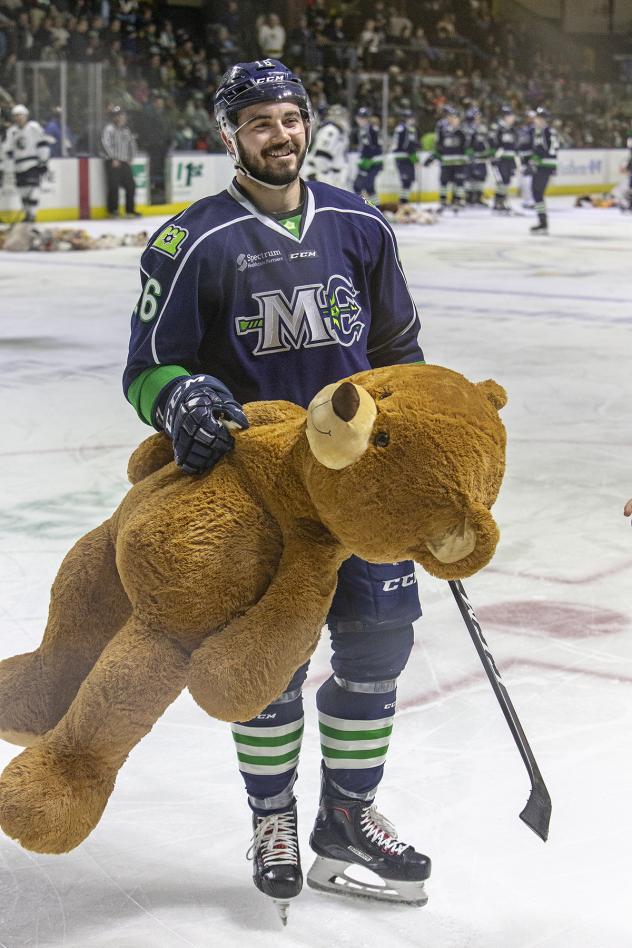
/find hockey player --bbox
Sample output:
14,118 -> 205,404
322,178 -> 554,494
489,104 -> 518,213
463,106 -> 488,206
424,106 -> 468,212
621,130 -> 632,211
390,108 -> 419,204
528,107 -> 558,234
352,107 -> 382,203
123,59 -> 430,924
4,104 -> 50,222
517,110 -> 535,208
303,104 -> 350,189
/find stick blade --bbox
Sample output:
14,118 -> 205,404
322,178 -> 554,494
519,785 -> 552,842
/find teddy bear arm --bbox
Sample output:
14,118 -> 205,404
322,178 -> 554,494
188,528 -> 347,722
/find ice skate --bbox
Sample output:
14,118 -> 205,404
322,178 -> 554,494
307,766 -> 430,906
248,805 -> 302,925
530,212 -> 548,235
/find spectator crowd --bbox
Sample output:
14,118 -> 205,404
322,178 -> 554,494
1,0 -> 631,197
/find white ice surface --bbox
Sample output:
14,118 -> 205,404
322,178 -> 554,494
0,198 -> 631,948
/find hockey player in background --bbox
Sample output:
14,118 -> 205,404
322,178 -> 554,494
303,103 -> 350,189
528,107 -> 558,234
463,106 -> 488,206
352,107 -> 383,203
391,108 -> 419,204
517,110 -> 536,209
4,104 -> 50,222
123,59 -> 430,924
621,129 -> 632,211
424,106 -> 468,213
489,104 -> 518,213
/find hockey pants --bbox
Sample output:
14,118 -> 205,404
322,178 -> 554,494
531,167 -> 554,221
491,157 -> 516,202
395,158 -> 416,203
439,164 -> 467,206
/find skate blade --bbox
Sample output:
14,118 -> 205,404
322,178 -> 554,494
306,856 -> 428,906
273,899 -> 290,926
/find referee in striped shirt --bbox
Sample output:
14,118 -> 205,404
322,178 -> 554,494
102,106 -> 141,218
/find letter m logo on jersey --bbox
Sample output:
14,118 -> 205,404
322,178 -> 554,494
152,224 -> 189,258
235,276 -> 365,355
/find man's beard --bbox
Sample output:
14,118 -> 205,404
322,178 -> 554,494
237,139 -> 307,187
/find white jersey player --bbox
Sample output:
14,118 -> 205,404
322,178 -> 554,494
4,104 -> 51,222
303,105 -> 350,188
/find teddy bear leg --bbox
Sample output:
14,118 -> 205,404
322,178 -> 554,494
0,522 -> 131,747
0,616 -> 189,853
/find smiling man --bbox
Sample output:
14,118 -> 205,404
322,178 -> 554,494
123,59 -> 428,924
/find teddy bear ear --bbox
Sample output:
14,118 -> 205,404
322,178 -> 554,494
477,379 -> 507,411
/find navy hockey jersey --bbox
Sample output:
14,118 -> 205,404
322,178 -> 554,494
432,121 -> 468,165
391,121 -> 419,161
532,125 -> 558,170
358,123 -> 382,166
463,121 -> 489,159
124,180 -> 423,423
489,121 -> 518,160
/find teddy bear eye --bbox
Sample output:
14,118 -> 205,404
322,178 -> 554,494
377,391 -> 392,401
375,431 -> 390,448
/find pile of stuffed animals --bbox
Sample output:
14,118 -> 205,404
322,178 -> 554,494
0,222 -> 148,252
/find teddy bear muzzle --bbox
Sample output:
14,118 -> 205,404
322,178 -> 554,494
306,381 -> 377,470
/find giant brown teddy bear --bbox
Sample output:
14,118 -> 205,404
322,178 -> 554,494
0,363 -> 507,855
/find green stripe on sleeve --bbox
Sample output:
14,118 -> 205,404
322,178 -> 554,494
126,364 -> 190,425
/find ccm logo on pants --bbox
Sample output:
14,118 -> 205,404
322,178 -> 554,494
382,572 -> 417,591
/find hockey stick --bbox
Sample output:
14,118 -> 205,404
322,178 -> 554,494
448,579 -> 551,842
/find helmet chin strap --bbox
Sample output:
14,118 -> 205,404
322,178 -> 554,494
228,136 -> 298,191
226,115 -> 309,192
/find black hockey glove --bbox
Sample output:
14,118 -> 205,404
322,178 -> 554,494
161,375 -> 249,475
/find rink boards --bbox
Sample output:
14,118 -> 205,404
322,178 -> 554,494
0,148 -> 628,222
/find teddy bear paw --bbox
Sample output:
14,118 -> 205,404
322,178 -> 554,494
0,743 -> 116,853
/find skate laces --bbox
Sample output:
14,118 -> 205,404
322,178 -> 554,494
247,812 -> 299,867
360,805 -> 409,856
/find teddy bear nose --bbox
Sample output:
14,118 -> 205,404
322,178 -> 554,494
331,381 -> 360,422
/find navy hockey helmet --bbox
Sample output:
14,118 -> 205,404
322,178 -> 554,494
500,104 -> 515,116
535,106 -> 550,118
356,106 -> 371,119
442,105 -> 457,116
214,59 -> 314,143
464,106 -> 479,121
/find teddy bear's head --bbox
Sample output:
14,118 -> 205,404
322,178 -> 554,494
303,363 -> 507,580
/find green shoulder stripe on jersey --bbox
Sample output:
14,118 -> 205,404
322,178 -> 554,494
127,364 -> 190,426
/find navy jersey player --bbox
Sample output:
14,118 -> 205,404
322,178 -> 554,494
489,105 -> 518,213
124,60 -> 430,922
424,106 -> 468,212
463,106 -> 488,206
529,107 -> 558,234
390,108 -> 419,204
353,107 -> 382,203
